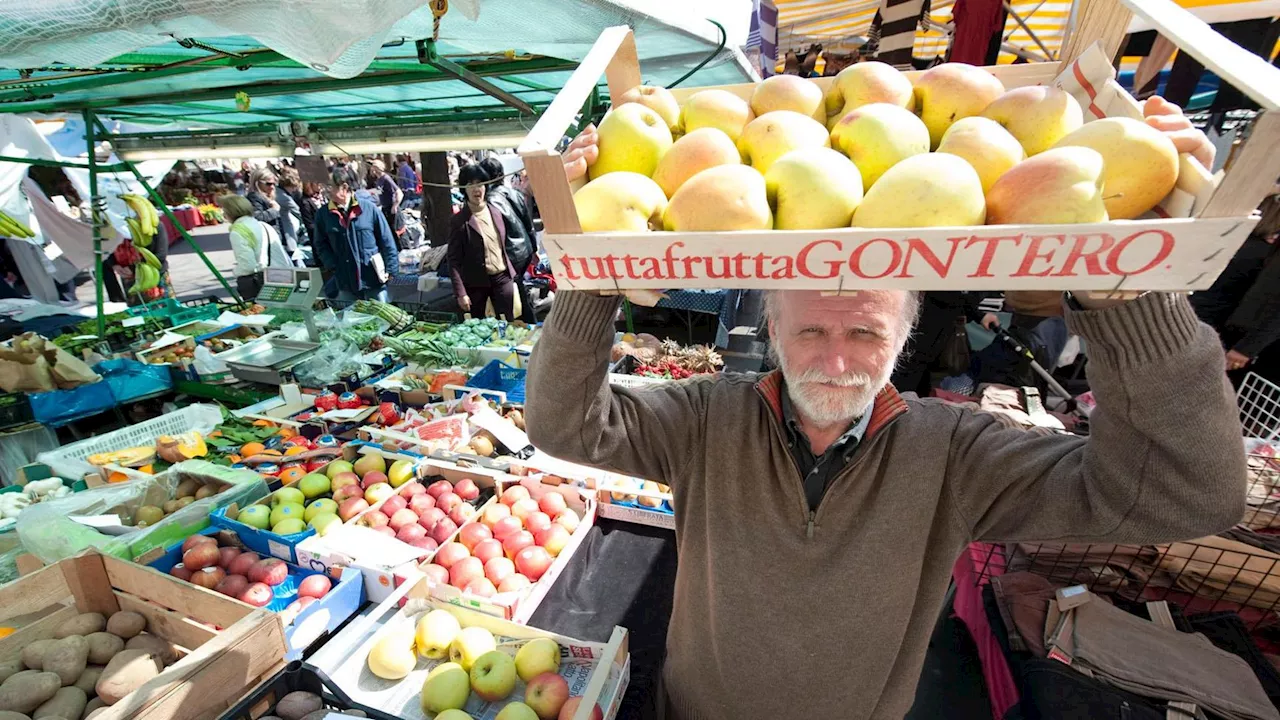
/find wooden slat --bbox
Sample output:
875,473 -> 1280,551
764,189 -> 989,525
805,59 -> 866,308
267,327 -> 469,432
1133,33 -> 1176,92
518,26 -> 635,154
100,554 -> 251,631
523,150 -> 583,235
113,592 -> 218,652
575,626 -> 628,720
0,559 -> 72,622
1057,0 -> 1132,70
62,553 -> 120,616
1200,111 -> 1280,218
0,605 -> 78,664
604,31 -> 641,105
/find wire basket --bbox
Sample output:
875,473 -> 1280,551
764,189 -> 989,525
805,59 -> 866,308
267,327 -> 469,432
35,403 -> 223,480
1239,372 -> 1280,442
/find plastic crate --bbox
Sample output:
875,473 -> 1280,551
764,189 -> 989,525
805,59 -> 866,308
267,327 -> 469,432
219,661 -> 395,720
36,403 -> 223,480
465,359 -> 526,403
0,392 -> 33,430
124,296 -> 222,327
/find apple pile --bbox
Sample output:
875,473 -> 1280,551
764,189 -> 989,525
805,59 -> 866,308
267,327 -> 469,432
421,485 -> 579,599
354,473 -> 486,552
575,63 -> 1181,237
166,534 -> 330,618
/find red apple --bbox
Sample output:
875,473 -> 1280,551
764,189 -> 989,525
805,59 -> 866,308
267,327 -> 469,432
503,530 -> 535,559
525,672 -> 570,719
388,508 -> 419,531
558,697 -> 603,720
434,542 -> 470,569
498,573 -> 531,593
239,582 -> 273,607
418,506 -> 446,530
217,546 -> 242,569
472,538 -> 504,565
298,574 -> 331,599
524,511 -> 552,536
332,484 -> 364,505
535,524 -> 572,557
338,497 -> 369,521
482,502 -> 511,528
484,556 -> 515,585
430,517 -> 459,545
248,558 -> 289,586
380,494 -> 408,517
305,459 -> 328,473
361,471 -> 388,489
555,509 -> 580,534
510,497 -> 539,521
227,552 -> 260,577
458,522 -> 493,551
408,536 -> 438,551
169,563 -> 192,581
190,566 -> 225,590
538,492 -> 568,518
409,494 -> 436,514
449,503 -> 475,527
182,543 -> 220,571
214,573 -> 249,598
449,556 -> 484,589
464,577 -> 497,598
373,526 -> 396,538
398,482 -> 426,498
491,515 -> 523,540
501,485 -> 531,507
436,492 -> 462,514
426,479 -> 453,498
454,477 -> 480,502
423,563 -> 449,585
182,535 -> 217,554
515,546 -> 553,581
396,523 -> 428,544
360,510 -> 389,529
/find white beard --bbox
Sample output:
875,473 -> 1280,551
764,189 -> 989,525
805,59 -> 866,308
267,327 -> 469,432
774,350 -> 895,428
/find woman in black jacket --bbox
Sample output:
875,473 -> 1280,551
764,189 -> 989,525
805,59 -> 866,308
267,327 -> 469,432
448,163 -> 516,320
480,156 -> 537,322
246,168 -> 282,236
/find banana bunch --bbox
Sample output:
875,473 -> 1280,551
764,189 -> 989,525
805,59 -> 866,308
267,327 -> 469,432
137,247 -> 161,269
129,263 -> 161,295
0,210 -> 33,239
120,193 -> 158,248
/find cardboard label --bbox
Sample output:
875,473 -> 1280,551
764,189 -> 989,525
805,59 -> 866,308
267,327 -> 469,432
469,406 -> 532,453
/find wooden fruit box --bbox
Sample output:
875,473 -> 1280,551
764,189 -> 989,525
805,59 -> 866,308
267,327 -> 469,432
517,0 -> 1280,293
0,550 -> 286,720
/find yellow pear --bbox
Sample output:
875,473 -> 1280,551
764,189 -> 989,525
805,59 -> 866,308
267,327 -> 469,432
936,117 -> 1025,193
573,172 -> 668,232
663,165 -> 771,232
981,86 -> 1083,156
912,63 -> 1006,148
617,84 -> 681,133
852,153 -> 985,228
824,62 -> 914,126
678,89 -> 754,142
652,128 -> 741,198
986,147 -> 1108,225
765,147 -> 863,230
737,110 -> 830,174
1051,117 -> 1179,219
589,103 -> 673,180
829,103 -> 929,188
749,75 -> 824,121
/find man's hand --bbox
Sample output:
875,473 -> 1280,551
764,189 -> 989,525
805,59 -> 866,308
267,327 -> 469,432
1143,96 -> 1214,168
562,124 -> 599,183
980,313 -> 1000,330
1226,348 -> 1251,371
459,295 -> 471,312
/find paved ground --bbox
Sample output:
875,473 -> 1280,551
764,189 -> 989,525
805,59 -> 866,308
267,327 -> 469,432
70,224 -> 237,305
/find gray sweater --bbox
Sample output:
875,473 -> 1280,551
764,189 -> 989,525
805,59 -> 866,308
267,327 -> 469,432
525,290 -> 1247,720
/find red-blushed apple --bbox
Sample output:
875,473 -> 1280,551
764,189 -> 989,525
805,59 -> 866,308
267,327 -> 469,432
538,492 -> 568,518
501,485 -> 531,507
364,482 -> 394,505
227,552 -> 260,577
465,577 -> 498,598
418,506 -> 446,530
182,535 -> 216,554
459,522 -> 493,551
373,526 -> 396,538
381,494 -> 408,517
482,502 -> 511,528
485,556 -> 516,585
360,510 -> 389,529
515,546 -> 553,581
388,508 -> 419,531
558,697 -> 602,720
409,494 -> 436,514
430,517 -> 459,544
338,497 -> 369,521
409,536 -> 438,551
453,477 -> 480,501
214,573 -> 249,598
535,525 -> 572,557
436,492 -> 462,514
472,538 -> 504,565
434,542 -> 470,569
361,470 -> 389,489
396,523 -> 428,544
492,515 -> 523,540
182,543 -> 220,571
426,479 -> 453,498
423,563 -> 449,584
510,498 -> 539,521
330,471 -> 360,491
169,563 -> 193,581
449,503 -> 476,528
555,509 -> 580,534
449,556 -> 484,589
524,511 -> 552,536
498,573 -> 532,593
298,574 -> 332,599
525,672 -> 570,719
217,546 -> 241,569
332,484 -> 364,505
239,582 -> 273,607
398,481 -> 426,498
191,566 -> 226,590
503,531 -> 536,559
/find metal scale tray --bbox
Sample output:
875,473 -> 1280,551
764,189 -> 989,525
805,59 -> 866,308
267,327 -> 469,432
219,337 -> 319,385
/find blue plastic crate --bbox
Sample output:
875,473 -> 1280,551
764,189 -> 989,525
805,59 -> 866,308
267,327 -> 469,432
209,505 -> 315,564
465,359 -> 526,403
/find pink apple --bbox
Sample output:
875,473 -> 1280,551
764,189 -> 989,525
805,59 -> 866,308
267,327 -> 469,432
338,497 -> 369,521
503,530 -> 535,559
331,471 -> 361,490
538,492 -> 568,517
381,494 -> 408,517
430,517 -> 459,544
423,563 -> 449,584
454,477 -> 480,501
558,696 -> 603,720
373,526 -> 396,538
535,524 -> 572,557
501,485 -> 531,507
555,509 -> 580,534
426,479 -> 453,498
333,484 -> 364,505
482,502 -> 511,528
360,510 -> 389,529
409,536 -> 439,551
492,515 -> 523,540
409,494 -> 436,514
525,672 -> 570,720
436,492 -> 462,514
388,508 -> 419,531
524,511 -> 552,536
396,523 -> 428,544
510,497 -> 539,521
449,503 -> 476,527
515,546 -> 553,581
458,522 -> 493,551
472,538 -> 504,565
433,542 -> 470,569
449,556 -> 484,589
361,471 -> 388,489
484,556 -> 515,585
464,577 -> 497,598
398,482 -> 426,498
498,573 -> 531,593
418,506 -> 446,530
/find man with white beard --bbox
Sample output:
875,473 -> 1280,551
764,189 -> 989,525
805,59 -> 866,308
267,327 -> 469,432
524,113 -> 1246,720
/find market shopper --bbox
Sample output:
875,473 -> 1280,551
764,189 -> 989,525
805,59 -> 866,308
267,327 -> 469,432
311,173 -> 399,306
246,168 -> 283,238
448,163 -> 517,320
217,194 -> 286,302
480,156 -> 538,322
368,159 -> 405,248
525,107 -> 1247,720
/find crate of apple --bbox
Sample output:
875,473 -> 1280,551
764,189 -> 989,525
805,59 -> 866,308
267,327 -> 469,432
159,534 -> 333,618
421,484 -> 581,601
351,472 -> 487,554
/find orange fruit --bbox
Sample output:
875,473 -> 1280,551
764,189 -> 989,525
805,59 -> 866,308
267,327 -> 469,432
252,419 -> 276,428
261,449 -> 283,457
278,466 -> 306,483
284,446 -> 306,457
240,442 -> 266,457
278,427 -> 297,439
228,454 -> 242,464
209,430 -> 222,438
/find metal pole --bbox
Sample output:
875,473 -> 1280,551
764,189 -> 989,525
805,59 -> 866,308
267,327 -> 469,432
85,110 -> 107,338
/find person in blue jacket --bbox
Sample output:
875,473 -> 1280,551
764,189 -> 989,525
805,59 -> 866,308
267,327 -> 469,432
312,172 -> 399,305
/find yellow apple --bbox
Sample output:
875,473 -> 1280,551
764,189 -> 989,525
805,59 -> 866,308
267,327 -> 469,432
912,63 -> 1006,148
588,103 -> 673,180
663,165 -> 771,231
573,172 -> 668,232
420,662 -> 470,715
765,147 -> 863,230
986,147 -> 1108,225
829,103 -> 929,188
936,117 -> 1025,193
652,127 -> 741,198
737,110 -> 830,174
981,86 -> 1083,157
415,608 -> 462,660
823,61 -> 914,127
367,632 -> 416,680
678,89 -> 754,142
749,74 -> 824,121
852,153 -> 985,228
617,84 -> 681,132
1051,117 -> 1179,220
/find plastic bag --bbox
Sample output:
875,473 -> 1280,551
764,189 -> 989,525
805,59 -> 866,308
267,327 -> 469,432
193,345 -> 229,377
293,338 -> 364,386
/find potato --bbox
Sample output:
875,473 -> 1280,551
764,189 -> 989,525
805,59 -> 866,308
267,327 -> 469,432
0,672 -> 61,714
0,663 -> 22,685
174,479 -> 199,498
83,635 -> 122,667
20,641 -> 57,671
33,687 -> 86,720
81,698 -> 104,720
103,613 -> 144,642
95,650 -> 160,705
0,713 -> 30,720
122,635 -> 175,667
298,711 -> 331,720
274,691 -> 322,720
43,638 -> 88,686
53,616 -> 104,641
71,667 -> 102,697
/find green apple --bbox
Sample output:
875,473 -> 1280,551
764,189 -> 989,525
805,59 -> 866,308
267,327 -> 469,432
324,460 -> 354,480
238,504 -> 271,530
589,103 -> 673,180
434,711 -> 473,720
420,662 -> 470,715
308,512 -> 341,536
765,147 -> 863,230
297,473 -> 331,499
273,487 -> 305,507
495,703 -> 539,720
273,518 -> 306,535
304,498 -> 338,522
470,650 -> 517,702
515,637 -> 562,683
270,502 -> 305,528
450,626 -> 496,672
416,609 -> 462,660
387,459 -> 415,488
352,452 -> 386,478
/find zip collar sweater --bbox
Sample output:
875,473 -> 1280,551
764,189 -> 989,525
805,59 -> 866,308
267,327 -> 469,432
524,291 -> 1247,720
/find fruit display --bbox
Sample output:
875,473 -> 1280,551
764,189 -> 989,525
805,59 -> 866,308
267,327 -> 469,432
348,467 -> 488,553
602,478 -> 672,514
612,336 -> 723,379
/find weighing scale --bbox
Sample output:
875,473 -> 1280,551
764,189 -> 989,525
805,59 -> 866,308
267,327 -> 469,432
257,266 -> 323,341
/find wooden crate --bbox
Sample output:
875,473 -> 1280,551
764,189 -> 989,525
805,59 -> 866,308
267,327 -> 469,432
517,0 -> 1280,293
0,550 -> 286,720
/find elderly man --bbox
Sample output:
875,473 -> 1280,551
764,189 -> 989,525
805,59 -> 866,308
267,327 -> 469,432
524,102 -> 1247,720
